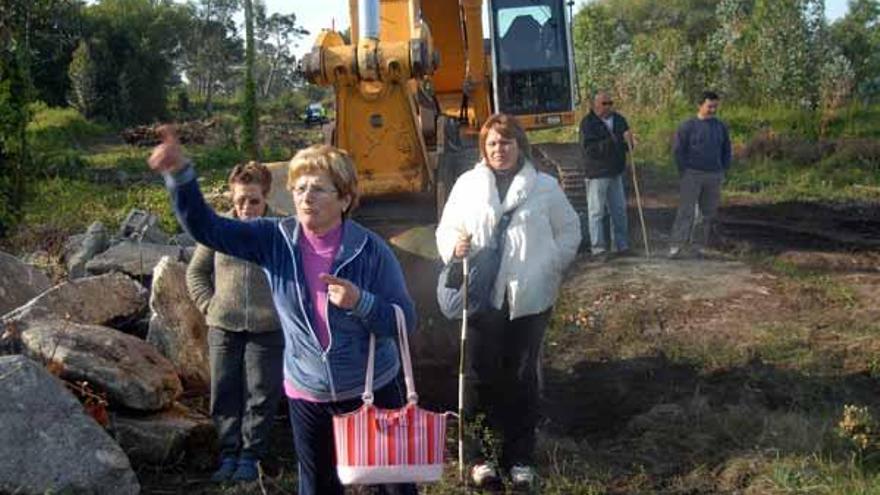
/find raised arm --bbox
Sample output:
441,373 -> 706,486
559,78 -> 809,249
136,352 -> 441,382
148,125 -> 275,266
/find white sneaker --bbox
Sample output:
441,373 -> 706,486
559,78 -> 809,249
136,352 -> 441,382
471,463 -> 500,487
668,246 -> 682,259
510,464 -> 537,487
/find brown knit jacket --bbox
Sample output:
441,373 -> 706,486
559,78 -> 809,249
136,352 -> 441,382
185,208 -> 280,332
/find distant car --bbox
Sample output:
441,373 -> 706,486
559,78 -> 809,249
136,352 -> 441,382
303,103 -> 329,128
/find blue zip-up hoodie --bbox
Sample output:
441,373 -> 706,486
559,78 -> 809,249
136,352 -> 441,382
165,164 -> 416,402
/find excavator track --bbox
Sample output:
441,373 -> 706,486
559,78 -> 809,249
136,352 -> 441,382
532,142 -> 588,216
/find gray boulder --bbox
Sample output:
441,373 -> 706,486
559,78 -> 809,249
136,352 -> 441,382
147,257 -> 210,389
118,209 -> 169,244
1,272 -> 148,331
20,319 -> 182,411
86,241 -> 182,278
0,250 -> 51,315
68,221 -> 110,279
171,232 -> 196,247
114,402 -> 217,469
0,355 -> 140,495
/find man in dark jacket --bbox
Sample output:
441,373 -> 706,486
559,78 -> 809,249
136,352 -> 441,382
579,91 -> 634,259
669,90 -> 732,258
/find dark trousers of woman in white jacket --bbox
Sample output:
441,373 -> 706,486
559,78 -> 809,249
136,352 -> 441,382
463,299 -> 551,470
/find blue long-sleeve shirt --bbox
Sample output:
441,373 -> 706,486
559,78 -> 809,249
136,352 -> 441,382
673,117 -> 732,174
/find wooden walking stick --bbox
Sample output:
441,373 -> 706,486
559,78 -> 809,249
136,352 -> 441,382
629,150 -> 651,257
457,255 -> 469,483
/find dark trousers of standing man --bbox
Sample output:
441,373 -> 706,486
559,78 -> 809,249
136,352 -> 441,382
287,375 -> 418,495
464,300 -> 551,470
670,168 -> 724,248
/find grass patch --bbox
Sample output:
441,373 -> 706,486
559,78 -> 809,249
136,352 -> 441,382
21,177 -> 176,234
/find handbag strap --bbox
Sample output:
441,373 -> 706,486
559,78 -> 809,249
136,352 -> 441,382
490,204 -> 519,253
362,303 -> 418,405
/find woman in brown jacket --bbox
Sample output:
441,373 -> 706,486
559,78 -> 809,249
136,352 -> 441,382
186,162 -> 282,483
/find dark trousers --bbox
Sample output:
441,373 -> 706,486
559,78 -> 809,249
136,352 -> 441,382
208,327 -> 284,460
287,376 -> 418,495
670,168 -> 724,247
464,303 -> 550,469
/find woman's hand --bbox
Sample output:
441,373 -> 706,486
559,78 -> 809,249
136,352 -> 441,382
147,125 -> 186,174
453,232 -> 472,259
319,273 -> 362,310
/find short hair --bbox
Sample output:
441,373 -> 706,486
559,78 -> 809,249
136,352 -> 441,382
700,90 -> 720,103
228,161 -> 272,196
478,113 -> 532,165
287,144 -> 360,216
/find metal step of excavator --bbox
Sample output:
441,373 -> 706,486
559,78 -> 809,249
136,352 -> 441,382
532,142 -> 588,216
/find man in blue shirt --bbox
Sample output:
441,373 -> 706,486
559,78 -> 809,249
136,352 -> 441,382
669,91 -> 732,258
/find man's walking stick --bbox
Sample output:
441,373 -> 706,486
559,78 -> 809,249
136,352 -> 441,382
457,256 -> 469,483
629,151 -> 651,257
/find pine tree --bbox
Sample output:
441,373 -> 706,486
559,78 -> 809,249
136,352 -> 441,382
68,40 -> 98,118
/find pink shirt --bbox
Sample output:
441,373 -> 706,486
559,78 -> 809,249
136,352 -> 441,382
284,222 -> 343,401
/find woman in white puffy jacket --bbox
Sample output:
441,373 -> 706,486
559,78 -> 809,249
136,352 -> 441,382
435,113 -> 581,489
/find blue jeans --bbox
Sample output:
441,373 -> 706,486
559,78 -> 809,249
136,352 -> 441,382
208,327 -> 284,461
586,174 -> 629,254
287,376 -> 418,495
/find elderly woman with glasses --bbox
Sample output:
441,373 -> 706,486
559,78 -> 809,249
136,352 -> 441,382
150,132 -> 417,495
186,161 -> 283,483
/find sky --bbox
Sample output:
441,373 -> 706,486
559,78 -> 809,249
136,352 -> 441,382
279,0 -> 852,59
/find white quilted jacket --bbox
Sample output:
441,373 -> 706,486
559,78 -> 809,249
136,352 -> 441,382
436,160 -> 581,319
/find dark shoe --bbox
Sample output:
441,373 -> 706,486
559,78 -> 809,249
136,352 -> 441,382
616,248 -> 633,258
210,456 -> 238,482
231,457 -> 259,482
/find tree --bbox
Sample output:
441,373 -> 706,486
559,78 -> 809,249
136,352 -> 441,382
241,0 -> 258,158
68,39 -> 98,117
255,6 -> 308,98
82,0 -> 191,123
0,1 -> 34,228
830,0 -> 880,99
21,0 -> 86,107
181,0 -> 243,112
748,0 -> 826,106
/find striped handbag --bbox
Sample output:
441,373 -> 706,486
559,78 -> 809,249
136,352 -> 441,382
332,304 -> 449,484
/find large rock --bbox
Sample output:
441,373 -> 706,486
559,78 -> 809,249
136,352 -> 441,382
67,221 -> 110,279
147,257 -> 209,389
0,250 -> 51,315
20,319 -> 182,411
114,402 -> 217,469
2,272 -> 148,331
0,355 -> 140,495
86,241 -> 182,278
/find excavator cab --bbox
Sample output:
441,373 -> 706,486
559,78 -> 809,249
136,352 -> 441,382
488,0 -> 578,128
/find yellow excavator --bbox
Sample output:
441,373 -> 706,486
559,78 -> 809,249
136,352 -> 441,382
301,0 -> 585,217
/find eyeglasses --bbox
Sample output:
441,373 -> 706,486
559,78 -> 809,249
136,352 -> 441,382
601,101 -> 614,106
291,185 -> 338,197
